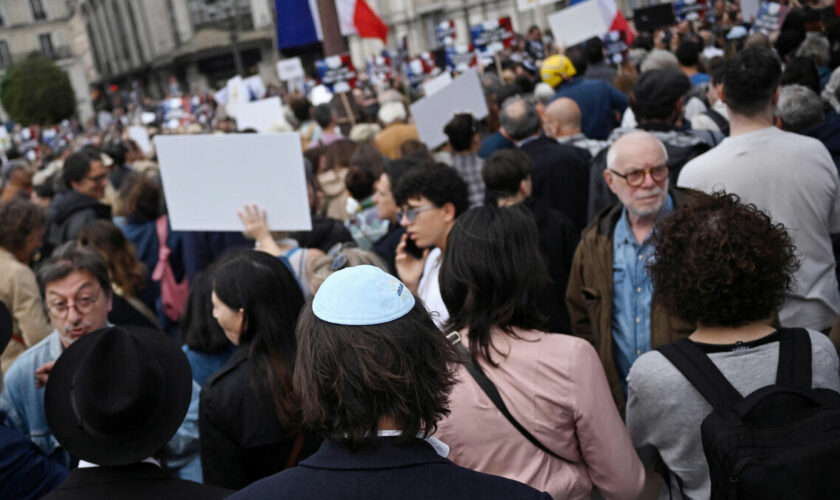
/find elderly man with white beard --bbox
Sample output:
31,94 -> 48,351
566,131 -> 702,411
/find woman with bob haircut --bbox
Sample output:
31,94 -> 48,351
230,265 -> 551,500
626,192 -> 840,499
434,205 -> 644,500
199,250 -> 321,490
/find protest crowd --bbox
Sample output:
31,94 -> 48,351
4,0 -> 840,498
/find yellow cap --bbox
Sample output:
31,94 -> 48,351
540,55 -> 577,88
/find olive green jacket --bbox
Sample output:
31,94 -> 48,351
565,187 -> 699,413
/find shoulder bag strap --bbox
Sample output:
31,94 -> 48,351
454,339 -> 571,463
776,328 -> 812,389
657,338 -> 743,410
284,434 -> 306,469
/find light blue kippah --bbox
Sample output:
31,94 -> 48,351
312,265 -> 416,325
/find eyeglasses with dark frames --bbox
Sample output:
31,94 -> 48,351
46,288 -> 103,318
609,164 -> 669,187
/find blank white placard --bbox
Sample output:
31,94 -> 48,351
235,97 -> 285,132
410,69 -> 489,150
154,133 -> 312,232
548,2 -> 611,49
422,72 -> 453,97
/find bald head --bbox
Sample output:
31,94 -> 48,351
543,98 -> 582,138
607,131 -> 668,171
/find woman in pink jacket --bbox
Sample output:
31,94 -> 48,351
434,205 -> 644,500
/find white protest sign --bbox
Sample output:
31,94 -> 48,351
235,97 -> 285,132
517,0 -> 554,12
225,76 -> 251,117
410,69 -> 489,150
154,134 -> 312,232
277,57 -> 305,81
741,0 -> 761,21
548,1 -> 612,49
242,75 -> 266,100
422,72 -> 453,97
127,126 -> 153,156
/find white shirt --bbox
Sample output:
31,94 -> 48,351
678,126 -> 840,330
417,248 -> 448,330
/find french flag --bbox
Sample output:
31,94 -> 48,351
277,0 -> 388,50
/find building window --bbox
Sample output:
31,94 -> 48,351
0,41 -> 11,69
39,33 -> 54,59
30,0 -> 47,21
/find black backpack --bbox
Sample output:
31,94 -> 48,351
657,329 -> 840,499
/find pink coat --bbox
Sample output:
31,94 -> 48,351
435,327 -> 644,500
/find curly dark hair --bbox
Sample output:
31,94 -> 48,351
0,198 -> 46,253
393,163 -> 469,217
294,300 -> 458,450
649,192 -> 799,328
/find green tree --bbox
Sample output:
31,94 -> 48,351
0,58 -> 76,125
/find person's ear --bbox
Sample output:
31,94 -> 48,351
519,178 -> 531,197
771,85 -> 780,106
604,168 -> 618,194
719,86 -> 727,105
442,202 -> 456,222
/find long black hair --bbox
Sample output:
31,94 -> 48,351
212,250 -> 305,429
179,270 -> 232,353
440,205 -> 548,366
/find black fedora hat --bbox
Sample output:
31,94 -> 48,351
45,325 -> 192,466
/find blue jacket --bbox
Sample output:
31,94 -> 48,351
0,331 -> 203,481
553,78 -> 628,140
0,410 -> 67,500
229,438 -> 552,500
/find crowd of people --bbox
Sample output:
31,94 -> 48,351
2,1 -> 840,498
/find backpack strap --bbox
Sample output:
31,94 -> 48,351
657,338 -> 743,410
703,108 -> 730,136
453,339 -> 571,463
776,328 -> 812,389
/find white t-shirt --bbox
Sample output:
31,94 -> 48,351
678,126 -> 840,330
417,247 -> 448,330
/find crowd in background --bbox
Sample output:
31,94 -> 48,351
2,0 -> 840,498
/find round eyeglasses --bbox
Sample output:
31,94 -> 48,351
609,164 -> 669,187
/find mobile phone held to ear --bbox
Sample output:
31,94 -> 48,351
404,235 -> 425,259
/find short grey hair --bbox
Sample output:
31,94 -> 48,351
796,35 -> 830,66
606,131 -> 669,170
378,101 -> 407,125
500,96 -> 540,141
777,84 -> 824,132
534,82 -> 555,106
640,49 -> 680,73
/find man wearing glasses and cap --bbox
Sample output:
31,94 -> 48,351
566,131 -> 698,412
0,243 -> 202,480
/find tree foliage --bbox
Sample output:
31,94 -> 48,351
0,58 -> 76,125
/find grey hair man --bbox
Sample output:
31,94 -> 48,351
776,84 -> 840,168
501,96 -> 592,231
567,130 -> 699,409
776,84 -> 825,132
